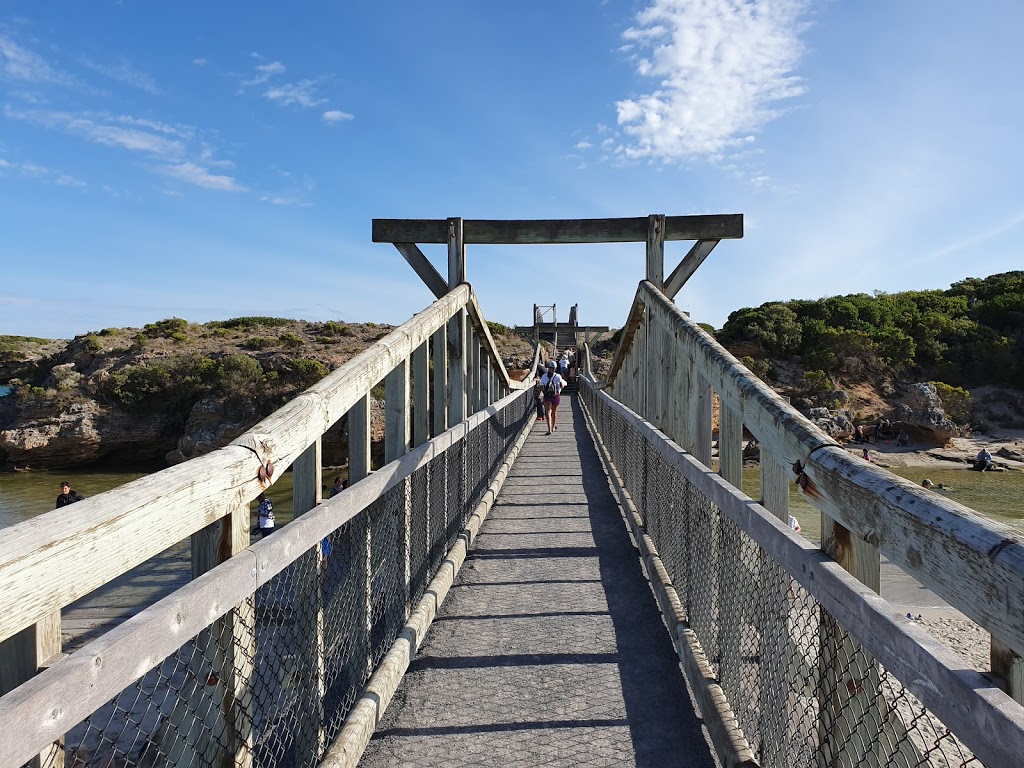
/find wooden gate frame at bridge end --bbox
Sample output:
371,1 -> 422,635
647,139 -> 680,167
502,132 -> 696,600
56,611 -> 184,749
373,213 -> 744,301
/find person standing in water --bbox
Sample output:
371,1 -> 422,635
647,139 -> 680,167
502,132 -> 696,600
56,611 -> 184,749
55,481 -> 85,508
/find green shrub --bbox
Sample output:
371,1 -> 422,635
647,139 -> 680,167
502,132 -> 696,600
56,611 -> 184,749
242,336 -> 277,351
318,321 -> 353,336
364,322 -> 377,329
144,317 -> 188,339
931,381 -> 972,423
741,355 -> 774,381
131,333 -> 147,353
99,327 -> 119,337
279,332 -> 304,348
487,320 -> 511,336
291,358 -> 329,384
170,332 -> 188,343
218,354 -> 266,396
210,317 -> 294,330
802,369 -> 831,394
83,334 -> 102,353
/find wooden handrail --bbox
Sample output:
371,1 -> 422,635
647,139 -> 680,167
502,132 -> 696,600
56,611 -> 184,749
0,283 -> 535,646
605,280 -> 1024,657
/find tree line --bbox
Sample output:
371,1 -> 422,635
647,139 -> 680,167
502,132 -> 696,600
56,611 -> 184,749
716,271 -> 1024,388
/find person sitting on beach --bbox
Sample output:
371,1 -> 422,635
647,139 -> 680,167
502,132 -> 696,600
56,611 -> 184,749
897,429 -> 909,447
55,481 -> 85,508
974,448 -> 993,472
329,476 -> 348,498
862,448 -> 871,462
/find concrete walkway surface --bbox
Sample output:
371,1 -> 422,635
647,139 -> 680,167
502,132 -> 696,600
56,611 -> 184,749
359,394 -> 719,767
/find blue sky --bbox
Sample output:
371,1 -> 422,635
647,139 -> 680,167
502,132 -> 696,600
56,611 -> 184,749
2,1 -> 1023,339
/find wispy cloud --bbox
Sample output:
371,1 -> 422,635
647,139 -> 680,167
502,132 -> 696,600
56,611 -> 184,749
160,162 -> 245,192
0,156 -> 86,187
5,108 -> 187,158
243,60 -> 285,86
80,56 -> 159,93
323,109 -> 353,123
265,80 -> 326,108
612,0 -> 811,162
0,34 -> 75,85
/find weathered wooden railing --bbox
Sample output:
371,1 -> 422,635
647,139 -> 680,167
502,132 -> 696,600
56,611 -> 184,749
0,284 -> 537,768
581,278 -> 1024,766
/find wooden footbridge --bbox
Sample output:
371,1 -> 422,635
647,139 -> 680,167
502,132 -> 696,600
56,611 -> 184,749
2,215 -> 1024,768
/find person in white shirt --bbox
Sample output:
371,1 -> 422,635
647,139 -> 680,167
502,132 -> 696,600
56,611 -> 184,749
540,361 -> 566,435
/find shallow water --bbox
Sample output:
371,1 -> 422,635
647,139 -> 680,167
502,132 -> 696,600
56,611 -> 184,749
0,469 -> 301,530
741,464 -> 1024,546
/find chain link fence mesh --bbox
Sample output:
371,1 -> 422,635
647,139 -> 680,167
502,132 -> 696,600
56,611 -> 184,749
581,380 -> 984,768
49,387 -> 532,768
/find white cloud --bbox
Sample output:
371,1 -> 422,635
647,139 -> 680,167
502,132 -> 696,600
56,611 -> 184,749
193,58 -> 207,66
161,162 -> 245,192
80,56 -> 158,93
575,140 -> 593,150
244,60 -> 285,86
7,108 -> 188,158
265,80 -> 326,108
614,0 -> 811,162
322,109 -> 353,123
0,35 -> 74,85
5,158 -> 86,187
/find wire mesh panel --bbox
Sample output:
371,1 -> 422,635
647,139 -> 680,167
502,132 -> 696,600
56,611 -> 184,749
580,378 -> 994,768
44,387 -> 534,768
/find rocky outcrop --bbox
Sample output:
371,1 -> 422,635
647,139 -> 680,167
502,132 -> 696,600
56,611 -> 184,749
893,382 -> 962,444
806,406 -> 855,439
0,398 -> 178,469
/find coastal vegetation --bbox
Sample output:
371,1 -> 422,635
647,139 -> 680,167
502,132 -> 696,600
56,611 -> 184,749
716,270 -> 1024,389
0,316 -> 535,470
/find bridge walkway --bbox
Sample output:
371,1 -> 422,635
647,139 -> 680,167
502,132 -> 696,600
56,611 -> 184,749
358,394 -> 718,767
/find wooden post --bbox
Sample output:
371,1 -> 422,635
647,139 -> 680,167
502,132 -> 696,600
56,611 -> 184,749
385,360 -> 411,621
0,612 -> 63,768
448,218 -> 467,425
348,394 -> 371,482
758,452 -> 791,765
646,213 -> 665,288
818,513 -> 905,768
169,502 -> 253,767
431,328 -> 447,437
412,341 -> 429,448
293,440 -> 325,764
992,639 -> 1024,705
688,368 -> 712,466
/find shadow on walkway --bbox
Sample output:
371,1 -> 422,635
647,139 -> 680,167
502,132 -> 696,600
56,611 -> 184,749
359,394 -> 718,767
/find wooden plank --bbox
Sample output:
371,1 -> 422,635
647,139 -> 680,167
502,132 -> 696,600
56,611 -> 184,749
372,214 -> 744,244
588,386 -> 1024,768
646,213 -> 665,287
393,243 -> 447,299
0,612 -> 63,768
431,328 -> 447,437
385,360 -> 410,464
292,440 -> 326,763
688,369 -> 712,466
664,240 -> 719,299
718,403 -> 742,488
348,394 -> 370,483
448,310 -> 466,426
412,342 -> 429,448
993,639 -> 1024,705
447,217 -> 465,286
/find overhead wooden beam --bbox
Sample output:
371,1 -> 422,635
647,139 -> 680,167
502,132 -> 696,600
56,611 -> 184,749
664,240 -> 720,299
372,215 -> 743,245
394,243 -> 447,299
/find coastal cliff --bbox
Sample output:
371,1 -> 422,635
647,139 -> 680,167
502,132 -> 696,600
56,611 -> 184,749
0,318 -> 535,471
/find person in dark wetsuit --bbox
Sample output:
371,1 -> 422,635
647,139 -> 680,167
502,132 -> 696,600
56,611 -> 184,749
55,481 -> 85,508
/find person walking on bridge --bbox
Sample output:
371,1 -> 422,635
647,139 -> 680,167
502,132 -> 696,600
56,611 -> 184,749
540,361 -> 565,435
55,481 -> 85,508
